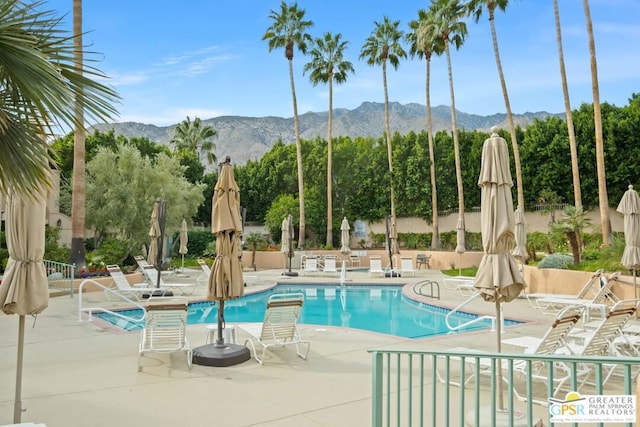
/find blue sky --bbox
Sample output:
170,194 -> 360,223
46,0 -> 640,127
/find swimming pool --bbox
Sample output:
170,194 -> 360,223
97,284 -> 521,338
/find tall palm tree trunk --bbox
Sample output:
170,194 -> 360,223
326,75 -> 334,247
583,0 -> 612,245
426,57 -> 440,249
382,60 -> 396,223
445,43 -> 464,223
554,0 -> 582,210
70,0 -> 86,268
488,9 -> 524,212
288,58 -> 306,248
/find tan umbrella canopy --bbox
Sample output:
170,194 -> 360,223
340,217 -> 351,254
385,217 -> 400,271
0,189 -> 48,422
455,216 -> 465,276
208,161 -> 244,304
474,129 -> 526,411
178,218 -> 188,270
281,216 -> 291,255
194,157 -> 250,367
512,206 -> 528,267
616,184 -> 640,302
147,200 -> 161,266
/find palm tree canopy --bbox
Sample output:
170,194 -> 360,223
303,32 -> 354,86
432,0 -> 468,51
0,0 -> 119,196
170,116 -> 217,165
359,16 -> 407,70
262,1 -> 313,60
467,0 -> 510,22
406,9 -> 444,60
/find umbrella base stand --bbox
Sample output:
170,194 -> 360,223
384,270 -> 401,278
142,289 -> 173,299
282,271 -> 298,277
192,343 -> 251,367
465,407 -> 542,427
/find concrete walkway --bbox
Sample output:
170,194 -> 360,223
0,267 -> 558,427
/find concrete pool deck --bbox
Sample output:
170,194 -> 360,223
0,267 -> 605,426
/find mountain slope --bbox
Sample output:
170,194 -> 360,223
91,101 -> 556,166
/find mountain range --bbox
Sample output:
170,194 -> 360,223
92,102 -> 558,166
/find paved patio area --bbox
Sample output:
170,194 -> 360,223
0,266 -> 576,426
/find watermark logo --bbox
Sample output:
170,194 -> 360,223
549,392 -> 636,423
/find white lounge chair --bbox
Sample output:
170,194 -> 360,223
398,256 -> 416,277
441,305 -> 585,405
534,272 -> 620,315
525,269 -> 603,311
238,293 -> 311,365
141,265 -> 197,296
196,259 -> 211,286
562,299 -> 640,390
322,258 -> 339,275
302,258 -> 319,276
105,264 -> 164,301
369,256 -> 385,277
138,300 -> 192,371
134,255 -> 176,280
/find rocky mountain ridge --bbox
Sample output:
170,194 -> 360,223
92,101 -> 557,166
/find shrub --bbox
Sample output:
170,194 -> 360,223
538,253 -> 574,269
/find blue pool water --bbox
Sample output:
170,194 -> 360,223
96,284 -> 520,338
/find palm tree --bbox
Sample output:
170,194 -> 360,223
407,9 -> 443,249
583,0 -> 612,246
467,0 -> 525,213
432,0 -> 467,240
303,32 -> 354,247
263,1 -> 313,249
551,205 -> 590,264
170,116 -> 217,166
360,16 -> 406,226
0,1 -> 118,206
71,0 -> 87,267
553,0 -> 582,210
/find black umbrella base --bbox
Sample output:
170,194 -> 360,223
142,289 -> 173,298
192,343 -> 251,367
385,270 -> 401,278
282,271 -> 299,277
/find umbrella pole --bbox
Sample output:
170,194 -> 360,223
14,315 -> 25,423
635,270 -> 638,319
496,299 -> 504,412
216,300 -> 225,346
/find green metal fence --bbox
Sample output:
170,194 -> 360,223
370,349 -> 640,427
44,259 -> 75,297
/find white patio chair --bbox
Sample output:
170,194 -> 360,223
138,300 -> 192,371
238,293 -> 311,365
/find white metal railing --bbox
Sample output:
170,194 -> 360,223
77,278 -> 146,324
445,292 -> 498,332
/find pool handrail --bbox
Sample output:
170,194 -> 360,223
78,278 -> 146,324
445,292 -> 498,332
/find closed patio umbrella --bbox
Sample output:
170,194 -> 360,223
617,184 -> 640,303
340,217 -> 351,255
194,157 -> 250,366
0,189 -> 48,422
512,206 -> 528,270
385,217 -> 400,272
147,201 -> 161,266
281,216 -> 290,262
474,128 -> 526,413
178,218 -> 188,270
